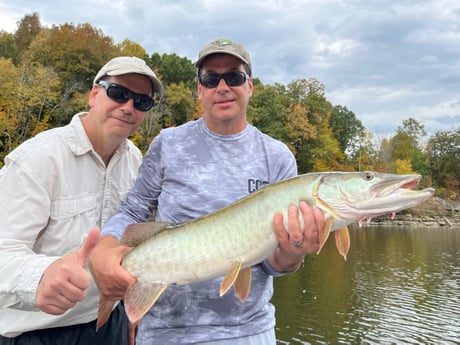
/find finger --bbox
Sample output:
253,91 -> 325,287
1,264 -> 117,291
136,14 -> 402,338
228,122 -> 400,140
68,268 -> 91,291
54,286 -> 85,306
273,212 -> 286,233
312,207 -> 325,237
39,288 -> 82,314
77,227 -> 101,267
287,204 -> 303,244
299,201 -> 314,221
40,301 -> 72,315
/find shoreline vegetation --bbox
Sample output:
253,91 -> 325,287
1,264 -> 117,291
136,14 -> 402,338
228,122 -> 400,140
360,197 -> 460,228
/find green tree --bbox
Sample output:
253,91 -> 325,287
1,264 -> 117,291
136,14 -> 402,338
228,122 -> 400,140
351,130 -> 378,172
329,105 -> 365,157
164,82 -> 197,126
149,52 -> 195,89
427,128 -> 460,199
401,117 -> 427,145
386,118 -> 430,179
389,130 -> 413,162
248,81 -> 290,143
0,31 -> 19,64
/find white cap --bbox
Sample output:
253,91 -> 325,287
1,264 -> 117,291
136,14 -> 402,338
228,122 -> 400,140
93,56 -> 163,94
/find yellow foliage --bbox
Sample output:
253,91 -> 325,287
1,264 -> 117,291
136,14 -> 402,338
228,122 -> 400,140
192,102 -> 203,120
31,114 -> 51,136
394,159 -> 415,174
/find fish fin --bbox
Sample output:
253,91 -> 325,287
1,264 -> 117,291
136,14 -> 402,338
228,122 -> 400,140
121,222 -> 171,247
233,267 -> 252,301
220,261 -> 242,297
124,280 -> 168,324
317,216 -> 333,255
335,226 -> 351,260
96,296 -> 116,330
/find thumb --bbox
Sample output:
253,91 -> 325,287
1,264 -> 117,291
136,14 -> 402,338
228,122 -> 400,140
77,227 -> 101,267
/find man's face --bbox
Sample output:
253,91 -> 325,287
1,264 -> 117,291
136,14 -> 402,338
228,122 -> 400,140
198,54 -> 253,133
89,73 -> 152,140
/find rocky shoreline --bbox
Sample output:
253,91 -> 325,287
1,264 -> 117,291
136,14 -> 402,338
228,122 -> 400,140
362,196 -> 460,228
364,214 -> 460,227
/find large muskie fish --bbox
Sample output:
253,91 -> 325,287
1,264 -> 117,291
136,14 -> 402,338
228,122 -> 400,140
96,171 -> 434,328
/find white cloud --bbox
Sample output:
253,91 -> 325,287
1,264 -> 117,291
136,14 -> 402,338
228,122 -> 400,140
0,0 -> 458,136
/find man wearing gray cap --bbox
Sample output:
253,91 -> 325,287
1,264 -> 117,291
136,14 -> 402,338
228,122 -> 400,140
90,39 -> 323,344
0,56 -> 162,344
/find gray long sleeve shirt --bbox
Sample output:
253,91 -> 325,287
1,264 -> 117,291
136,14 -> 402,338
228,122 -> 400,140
102,117 -> 297,344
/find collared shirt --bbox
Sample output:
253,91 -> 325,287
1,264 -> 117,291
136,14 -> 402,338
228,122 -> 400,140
0,113 -> 142,337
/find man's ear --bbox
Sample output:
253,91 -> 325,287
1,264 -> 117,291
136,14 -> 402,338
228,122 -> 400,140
88,84 -> 100,108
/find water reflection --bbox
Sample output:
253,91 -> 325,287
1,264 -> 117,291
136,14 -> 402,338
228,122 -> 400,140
273,225 -> 460,344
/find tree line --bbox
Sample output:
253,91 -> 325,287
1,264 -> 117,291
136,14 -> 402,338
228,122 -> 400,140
0,13 -> 458,200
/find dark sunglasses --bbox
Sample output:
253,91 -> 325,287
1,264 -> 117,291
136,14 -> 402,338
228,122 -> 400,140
198,71 -> 249,88
98,80 -> 154,111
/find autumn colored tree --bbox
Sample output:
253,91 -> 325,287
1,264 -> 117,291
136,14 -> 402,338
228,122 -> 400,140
24,23 -> 119,90
0,58 -> 20,113
287,79 -> 343,173
384,118 -> 431,181
117,39 -> 147,59
0,58 -> 20,164
21,22 -> 121,128
2,12 -> 458,190
14,63 -> 61,141
14,12 -> 42,57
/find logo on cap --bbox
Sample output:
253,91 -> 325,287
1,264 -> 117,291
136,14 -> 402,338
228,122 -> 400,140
211,38 -> 233,47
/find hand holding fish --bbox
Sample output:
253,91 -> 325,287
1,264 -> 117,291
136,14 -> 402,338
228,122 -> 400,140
36,227 -> 100,314
88,234 -> 135,301
270,201 -> 323,272
92,171 -> 435,328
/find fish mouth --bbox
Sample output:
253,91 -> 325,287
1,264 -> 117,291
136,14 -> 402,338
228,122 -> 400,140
353,173 -> 435,220
373,174 -> 422,198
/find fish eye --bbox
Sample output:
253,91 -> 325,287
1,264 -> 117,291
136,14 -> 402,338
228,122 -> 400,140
362,171 -> 374,181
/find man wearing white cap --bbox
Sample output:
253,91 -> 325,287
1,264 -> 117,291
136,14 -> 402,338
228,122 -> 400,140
0,56 -> 162,344
90,39 -> 323,344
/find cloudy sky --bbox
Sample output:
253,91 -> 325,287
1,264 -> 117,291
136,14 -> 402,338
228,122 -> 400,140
0,0 -> 459,137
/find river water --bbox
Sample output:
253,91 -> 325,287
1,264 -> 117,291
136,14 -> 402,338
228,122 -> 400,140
272,225 -> 460,344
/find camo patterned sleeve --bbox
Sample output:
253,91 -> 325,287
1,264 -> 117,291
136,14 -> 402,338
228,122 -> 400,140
121,117 -> 299,344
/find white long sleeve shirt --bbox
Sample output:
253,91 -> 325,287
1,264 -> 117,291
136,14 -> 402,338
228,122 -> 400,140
0,113 -> 142,337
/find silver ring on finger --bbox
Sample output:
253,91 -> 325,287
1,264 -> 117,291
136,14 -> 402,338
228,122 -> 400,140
290,239 -> 304,247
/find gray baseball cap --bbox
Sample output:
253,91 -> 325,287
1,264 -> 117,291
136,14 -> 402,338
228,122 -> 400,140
93,56 -> 163,94
194,39 -> 251,75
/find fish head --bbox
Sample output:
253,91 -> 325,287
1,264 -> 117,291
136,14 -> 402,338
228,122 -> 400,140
316,171 -> 435,224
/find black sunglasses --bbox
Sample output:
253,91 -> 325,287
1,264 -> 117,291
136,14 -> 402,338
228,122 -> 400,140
198,71 -> 249,88
98,80 -> 154,111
